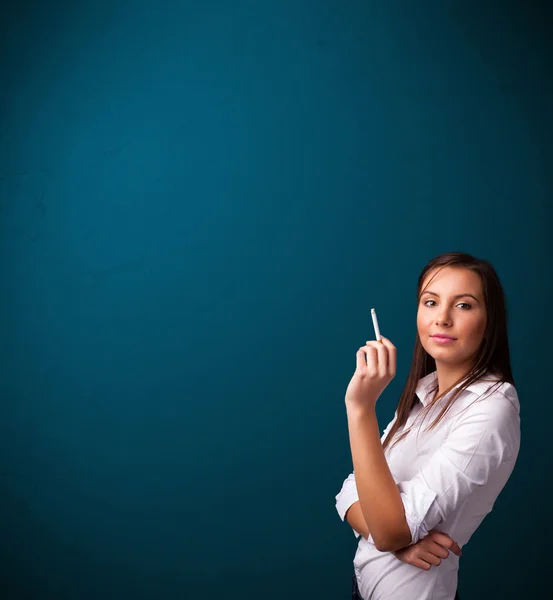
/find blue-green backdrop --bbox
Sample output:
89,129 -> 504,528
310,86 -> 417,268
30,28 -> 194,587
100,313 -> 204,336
1,1 -> 551,598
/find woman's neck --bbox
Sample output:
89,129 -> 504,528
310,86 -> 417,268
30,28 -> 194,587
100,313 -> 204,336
435,361 -> 476,397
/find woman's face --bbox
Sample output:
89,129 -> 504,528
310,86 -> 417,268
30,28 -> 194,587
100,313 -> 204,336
417,266 -> 487,367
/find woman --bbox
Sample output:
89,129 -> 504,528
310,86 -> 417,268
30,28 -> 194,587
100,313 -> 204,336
335,252 -> 521,600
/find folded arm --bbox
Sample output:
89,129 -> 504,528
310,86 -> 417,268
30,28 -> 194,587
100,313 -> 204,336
335,396 -> 519,552
384,396 -> 520,551
335,412 -> 397,541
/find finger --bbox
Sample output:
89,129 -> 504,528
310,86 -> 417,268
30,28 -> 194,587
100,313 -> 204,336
379,336 -> 397,377
426,540 -> 449,559
360,345 -> 378,376
429,531 -> 454,548
413,559 -> 432,571
356,348 -> 367,371
421,551 -> 442,567
364,340 -> 388,377
430,532 -> 461,556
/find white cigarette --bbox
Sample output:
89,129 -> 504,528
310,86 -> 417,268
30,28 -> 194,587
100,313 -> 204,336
371,308 -> 382,341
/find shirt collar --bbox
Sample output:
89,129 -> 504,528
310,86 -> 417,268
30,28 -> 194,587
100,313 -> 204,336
415,370 -> 502,407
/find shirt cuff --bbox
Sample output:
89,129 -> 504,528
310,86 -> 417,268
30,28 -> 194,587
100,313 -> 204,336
335,489 -> 362,538
397,473 -> 441,545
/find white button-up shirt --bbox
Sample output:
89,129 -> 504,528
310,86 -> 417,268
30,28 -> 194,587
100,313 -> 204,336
335,370 -> 521,600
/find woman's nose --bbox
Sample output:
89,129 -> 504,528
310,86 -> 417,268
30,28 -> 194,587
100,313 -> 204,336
436,314 -> 451,326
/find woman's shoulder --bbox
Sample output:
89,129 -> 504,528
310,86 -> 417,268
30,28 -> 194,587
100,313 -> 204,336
473,378 -> 519,414
446,382 -> 520,447
496,381 -> 519,411
449,377 -> 519,428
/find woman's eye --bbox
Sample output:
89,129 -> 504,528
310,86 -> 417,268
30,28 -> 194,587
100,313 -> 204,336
423,300 -> 471,309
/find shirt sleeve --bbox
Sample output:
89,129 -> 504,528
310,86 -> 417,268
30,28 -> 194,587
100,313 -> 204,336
394,395 -> 520,546
335,472 -> 362,538
335,410 -> 398,539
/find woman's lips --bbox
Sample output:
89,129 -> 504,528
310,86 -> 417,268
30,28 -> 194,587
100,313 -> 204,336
431,336 -> 457,344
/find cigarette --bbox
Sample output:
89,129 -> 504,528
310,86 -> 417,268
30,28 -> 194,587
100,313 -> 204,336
371,308 -> 382,342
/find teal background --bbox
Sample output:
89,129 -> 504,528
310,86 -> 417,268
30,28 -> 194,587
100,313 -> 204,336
1,1 -> 551,598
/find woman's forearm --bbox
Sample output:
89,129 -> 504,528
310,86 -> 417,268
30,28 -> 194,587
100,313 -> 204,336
347,406 -> 412,551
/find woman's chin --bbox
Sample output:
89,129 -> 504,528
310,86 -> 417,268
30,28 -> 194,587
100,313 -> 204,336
426,349 -> 462,364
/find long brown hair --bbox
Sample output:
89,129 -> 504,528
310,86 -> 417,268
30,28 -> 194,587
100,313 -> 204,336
382,252 -> 515,453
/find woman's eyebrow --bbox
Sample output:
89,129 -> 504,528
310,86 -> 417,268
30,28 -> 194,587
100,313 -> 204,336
421,291 -> 480,302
